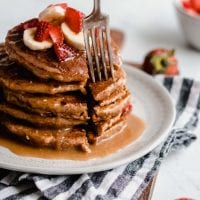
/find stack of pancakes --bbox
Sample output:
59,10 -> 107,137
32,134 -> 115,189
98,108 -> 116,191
0,26 -> 131,153
0,43 -> 91,152
88,65 -> 131,144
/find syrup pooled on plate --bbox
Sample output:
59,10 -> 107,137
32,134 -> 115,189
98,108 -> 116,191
0,115 -> 145,160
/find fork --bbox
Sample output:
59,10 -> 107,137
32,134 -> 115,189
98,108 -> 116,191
83,0 -> 114,82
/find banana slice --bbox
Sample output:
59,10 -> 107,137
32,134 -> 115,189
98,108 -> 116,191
23,27 -> 53,51
61,22 -> 85,50
39,5 -> 66,25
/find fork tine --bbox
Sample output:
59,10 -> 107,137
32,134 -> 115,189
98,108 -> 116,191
91,27 -> 102,81
83,29 -> 96,82
98,27 -> 108,80
105,24 -> 114,79
83,0 -> 114,82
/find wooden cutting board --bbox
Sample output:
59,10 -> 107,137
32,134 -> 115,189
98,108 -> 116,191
139,177 -> 157,200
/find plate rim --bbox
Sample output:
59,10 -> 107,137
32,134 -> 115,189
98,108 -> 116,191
0,65 -> 176,175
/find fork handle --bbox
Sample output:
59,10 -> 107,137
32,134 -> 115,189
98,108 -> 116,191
93,0 -> 101,13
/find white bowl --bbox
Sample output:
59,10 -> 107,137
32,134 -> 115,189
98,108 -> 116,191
174,0 -> 200,50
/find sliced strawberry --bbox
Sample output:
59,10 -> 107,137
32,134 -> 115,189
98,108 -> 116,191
142,48 -> 180,76
15,18 -> 39,31
65,7 -> 85,33
34,21 -> 50,42
54,43 -> 76,62
165,65 -> 179,76
122,104 -> 132,116
190,0 -> 200,13
49,25 -> 64,44
48,3 -> 68,10
182,0 -> 192,9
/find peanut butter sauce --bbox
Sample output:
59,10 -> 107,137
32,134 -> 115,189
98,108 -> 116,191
0,115 -> 145,160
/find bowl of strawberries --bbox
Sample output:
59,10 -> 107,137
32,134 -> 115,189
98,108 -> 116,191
174,0 -> 200,50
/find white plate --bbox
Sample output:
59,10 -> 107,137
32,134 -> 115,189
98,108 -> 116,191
0,65 -> 176,175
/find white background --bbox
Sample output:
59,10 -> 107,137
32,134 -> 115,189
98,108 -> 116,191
0,0 -> 200,199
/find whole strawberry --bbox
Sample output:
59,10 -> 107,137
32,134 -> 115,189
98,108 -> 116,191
142,48 -> 179,76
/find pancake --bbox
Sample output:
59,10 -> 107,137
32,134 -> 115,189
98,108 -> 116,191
89,65 -> 131,121
5,27 -> 122,83
5,29 -> 89,82
1,118 -> 90,152
4,89 -> 89,120
88,117 -> 127,144
0,43 -> 15,66
0,50 -> 86,94
98,85 -> 128,106
92,91 -> 130,121
0,103 -> 87,128
0,16 -> 132,152
89,65 -> 126,101
95,107 -> 130,134
88,61 -> 132,140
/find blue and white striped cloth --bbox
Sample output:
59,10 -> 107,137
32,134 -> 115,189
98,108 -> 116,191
0,76 -> 199,200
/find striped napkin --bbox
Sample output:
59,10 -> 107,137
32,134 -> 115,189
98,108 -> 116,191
0,76 -> 199,200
